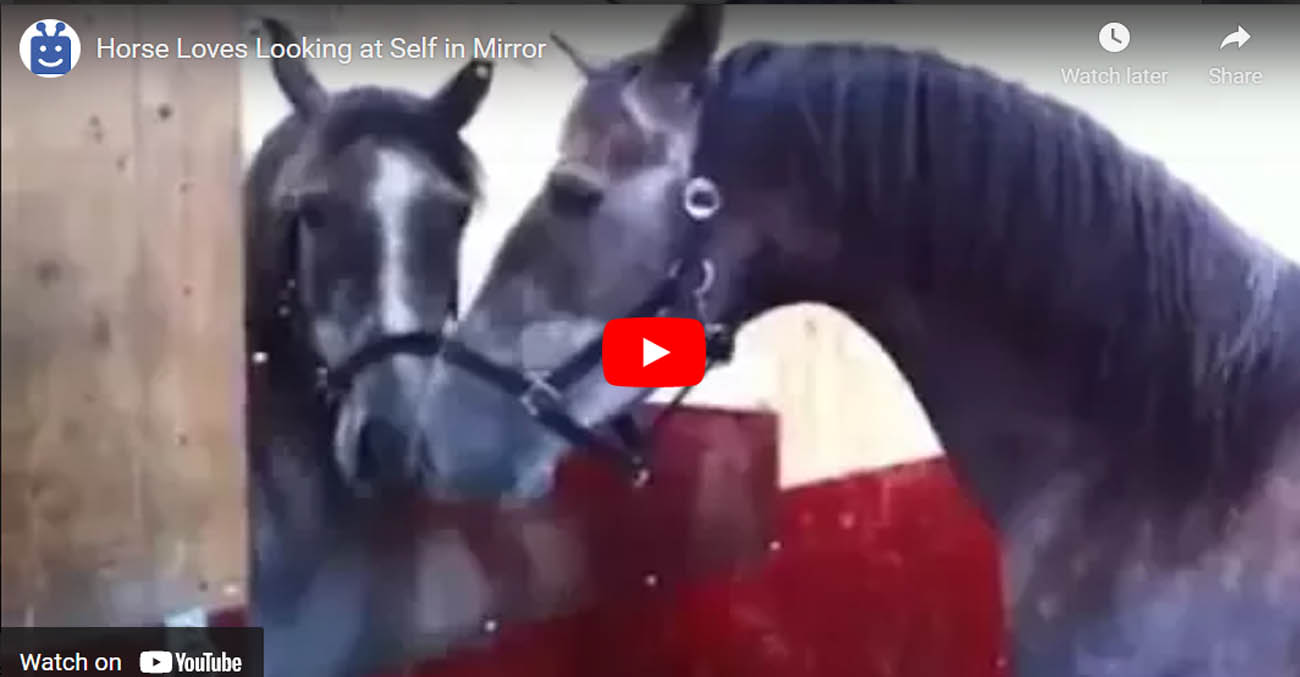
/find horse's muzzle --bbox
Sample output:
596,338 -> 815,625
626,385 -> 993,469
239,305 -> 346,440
331,357 -> 433,496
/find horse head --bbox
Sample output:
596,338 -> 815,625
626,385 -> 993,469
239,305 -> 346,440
406,6 -> 738,501
245,18 -> 493,496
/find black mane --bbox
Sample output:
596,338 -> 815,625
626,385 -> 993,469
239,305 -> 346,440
696,42 -> 1300,511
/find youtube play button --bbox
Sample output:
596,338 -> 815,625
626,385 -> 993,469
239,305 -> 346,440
642,338 -> 670,367
603,317 -> 706,387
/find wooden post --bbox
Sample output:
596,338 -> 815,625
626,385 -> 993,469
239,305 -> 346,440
1,6 -> 246,625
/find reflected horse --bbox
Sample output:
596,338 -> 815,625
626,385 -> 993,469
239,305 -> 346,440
243,18 -> 491,676
413,6 -> 1300,676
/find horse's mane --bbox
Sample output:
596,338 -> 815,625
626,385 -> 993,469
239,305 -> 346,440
696,42 -> 1300,506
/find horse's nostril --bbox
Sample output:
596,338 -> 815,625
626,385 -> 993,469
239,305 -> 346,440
354,419 -> 406,485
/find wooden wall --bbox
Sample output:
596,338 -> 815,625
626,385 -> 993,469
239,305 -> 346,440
702,305 -> 942,489
1,7 -> 246,625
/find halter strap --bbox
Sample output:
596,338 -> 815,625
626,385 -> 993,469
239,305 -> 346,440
438,273 -> 690,478
254,215 -> 460,408
321,330 -> 447,395
437,174 -> 734,484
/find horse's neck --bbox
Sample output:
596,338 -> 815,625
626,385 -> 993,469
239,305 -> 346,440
728,46 -> 1300,669
856,293 -> 1088,519
844,229 -> 1300,520
247,347 -> 353,599
841,256 -> 1300,674
766,69 -> 1300,529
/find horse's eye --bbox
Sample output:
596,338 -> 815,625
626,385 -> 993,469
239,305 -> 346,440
547,173 -> 604,215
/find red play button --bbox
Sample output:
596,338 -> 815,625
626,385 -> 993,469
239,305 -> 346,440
602,317 -> 706,387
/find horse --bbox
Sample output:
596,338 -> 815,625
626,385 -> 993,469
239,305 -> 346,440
408,6 -> 1300,676
242,18 -> 492,676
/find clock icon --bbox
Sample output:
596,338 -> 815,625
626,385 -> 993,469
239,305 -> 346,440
1099,22 -> 1131,53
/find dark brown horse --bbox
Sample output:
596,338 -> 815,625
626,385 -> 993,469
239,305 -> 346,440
410,6 -> 1300,676
243,18 -> 492,676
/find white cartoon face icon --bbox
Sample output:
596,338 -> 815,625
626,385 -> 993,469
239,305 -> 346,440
20,19 -> 82,78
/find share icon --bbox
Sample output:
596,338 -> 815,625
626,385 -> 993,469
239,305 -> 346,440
1219,25 -> 1251,50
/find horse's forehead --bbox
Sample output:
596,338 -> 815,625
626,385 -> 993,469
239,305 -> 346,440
318,137 -> 399,188
270,132 -> 360,199
356,139 -> 472,206
559,96 -> 670,177
558,70 -> 700,177
562,86 -> 632,147
275,135 -> 465,207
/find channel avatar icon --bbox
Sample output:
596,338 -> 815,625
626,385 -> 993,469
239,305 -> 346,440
20,20 -> 81,78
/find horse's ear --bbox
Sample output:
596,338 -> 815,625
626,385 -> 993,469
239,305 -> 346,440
259,17 -> 327,115
550,33 -> 597,78
646,4 -> 722,85
427,60 -> 494,130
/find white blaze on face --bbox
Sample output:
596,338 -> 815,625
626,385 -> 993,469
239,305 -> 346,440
369,148 -> 425,334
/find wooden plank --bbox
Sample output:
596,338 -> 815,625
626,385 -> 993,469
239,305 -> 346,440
1,6 -> 245,625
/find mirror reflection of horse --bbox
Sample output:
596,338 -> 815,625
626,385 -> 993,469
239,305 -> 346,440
243,19 -> 492,676
412,6 -> 1300,676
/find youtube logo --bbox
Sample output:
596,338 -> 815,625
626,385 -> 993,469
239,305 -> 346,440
602,317 -> 706,387
139,650 -> 173,673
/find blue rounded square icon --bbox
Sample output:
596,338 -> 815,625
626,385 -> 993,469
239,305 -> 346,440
21,20 -> 81,78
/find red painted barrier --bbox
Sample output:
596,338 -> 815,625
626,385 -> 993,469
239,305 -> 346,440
393,450 -> 1007,676
227,406 -> 1006,676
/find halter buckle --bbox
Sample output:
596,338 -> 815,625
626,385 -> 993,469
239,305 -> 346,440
704,323 -> 735,362
519,373 -> 564,416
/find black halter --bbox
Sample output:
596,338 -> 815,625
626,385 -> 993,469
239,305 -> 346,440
438,177 -> 735,485
253,217 -> 457,410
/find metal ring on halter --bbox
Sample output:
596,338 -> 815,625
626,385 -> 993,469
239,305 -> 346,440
682,176 -> 722,221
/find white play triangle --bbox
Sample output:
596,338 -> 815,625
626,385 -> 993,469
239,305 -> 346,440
642,337 -> 670,367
